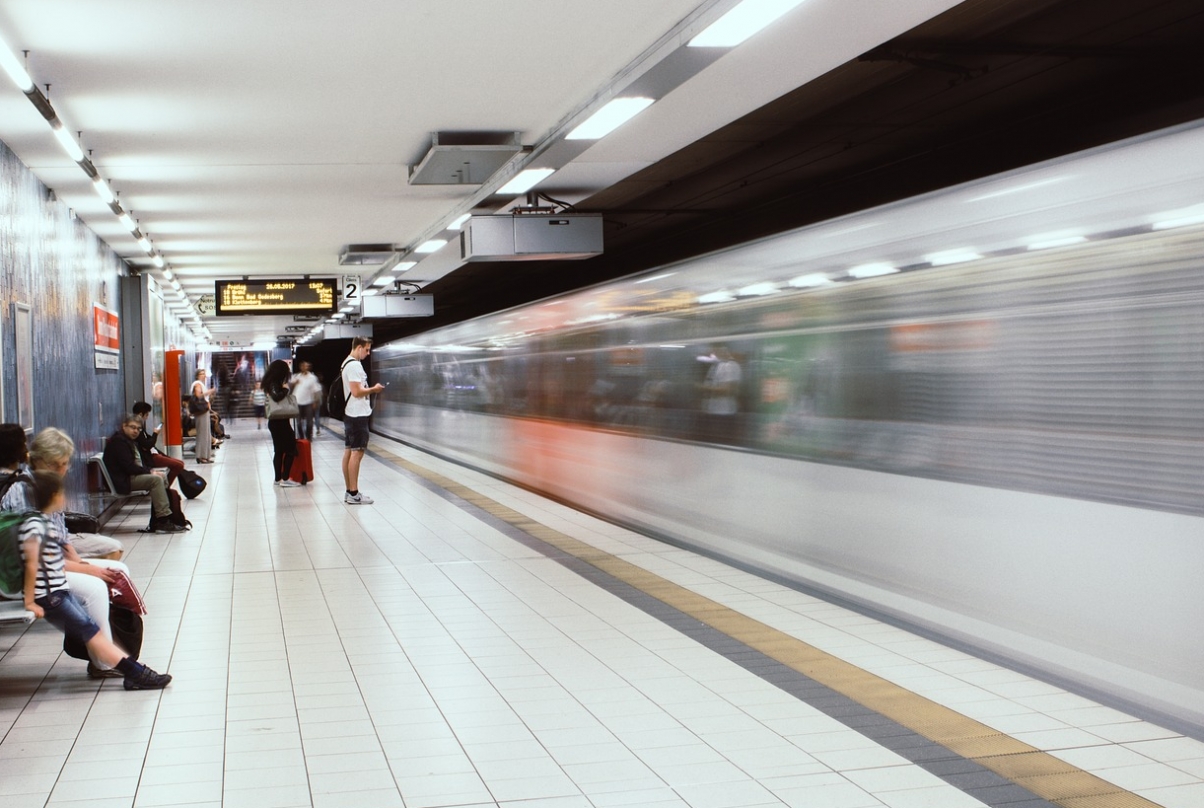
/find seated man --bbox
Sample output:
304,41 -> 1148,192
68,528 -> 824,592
131,401 -> 185,487
102,415 -> 186,534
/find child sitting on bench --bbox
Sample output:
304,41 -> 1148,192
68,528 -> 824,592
20,470 -> 172,690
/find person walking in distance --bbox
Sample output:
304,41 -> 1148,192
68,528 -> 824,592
341,337 -> 384,504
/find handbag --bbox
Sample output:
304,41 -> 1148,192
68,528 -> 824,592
187,395 -> 210,415
64,511 -> 101,534
266,392 -> 300,420
107,569 -> 147,615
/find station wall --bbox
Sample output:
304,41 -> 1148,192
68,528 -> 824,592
0,136 -> 132,505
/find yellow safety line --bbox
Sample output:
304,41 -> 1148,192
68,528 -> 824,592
374,448 -> 1166,808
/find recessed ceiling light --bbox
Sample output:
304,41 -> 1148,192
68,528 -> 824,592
415,239 -> 446,254
498,168 -> 555,195
392,261 -> 417,273
448,214 -> 472,231
1152,204 -> 1204,230
688,0 -> 808,48
567,97 -> 655,140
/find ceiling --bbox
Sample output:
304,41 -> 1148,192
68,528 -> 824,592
2,0 -> 1203,349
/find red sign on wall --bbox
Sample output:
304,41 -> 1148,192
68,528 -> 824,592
94,304 -> 120,352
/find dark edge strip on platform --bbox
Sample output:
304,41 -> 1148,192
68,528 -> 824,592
371,449 -> 1062,808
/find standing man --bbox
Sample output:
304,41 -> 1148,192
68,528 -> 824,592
341,337 -> 384,504
289,361 -> 322,441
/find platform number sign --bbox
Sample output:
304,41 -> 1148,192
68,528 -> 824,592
342,274 -> 362,311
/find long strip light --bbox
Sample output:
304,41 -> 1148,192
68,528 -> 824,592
498,168 -> 555,195
689,0 -> 808,48
1,31 -> 167,272
567,97 -> 654,140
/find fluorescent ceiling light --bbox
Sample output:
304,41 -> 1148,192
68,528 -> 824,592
152,255 -> 165,268
119,213 -> 136,231
925,249 -> 981,266
415,239 -> 446,254
788,273 -> 833,288
1027,234 -> 1087,250
162,268 -> 173,280
0,37 -> 34,91
847,262 -> 898,279
52,124 -> 84,162
688,0 -> 808,48
567,97 -> 655,140
137,237 -> 152,252
1152,204 -> 1204,230
372,276 -> 393,287
448,214 -> 472,231
498,168 -> 555,195
92,178 -> 115,204
392,261 -> 417,273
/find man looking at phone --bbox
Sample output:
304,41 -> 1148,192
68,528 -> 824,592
341,336 -> 385,504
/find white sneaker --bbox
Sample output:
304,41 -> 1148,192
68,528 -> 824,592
279,480 -> 302,488
344,492 -> 374,504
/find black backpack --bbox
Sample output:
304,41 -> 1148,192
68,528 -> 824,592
325,359 -> 353,419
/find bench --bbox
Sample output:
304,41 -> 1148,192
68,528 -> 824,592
88,453 -> 151,500
0,599 -> 35,626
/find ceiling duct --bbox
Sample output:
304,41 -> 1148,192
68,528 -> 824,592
338,244 -> 397,265
409,131 -> 524,185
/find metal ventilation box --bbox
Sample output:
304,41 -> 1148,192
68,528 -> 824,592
362,294 -> 434,318
461,214 -> 603,262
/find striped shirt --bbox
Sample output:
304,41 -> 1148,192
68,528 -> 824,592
19,515 -> 68,599
1,469 -> 73,547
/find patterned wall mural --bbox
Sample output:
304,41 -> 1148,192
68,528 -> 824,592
1,136 -> 135,510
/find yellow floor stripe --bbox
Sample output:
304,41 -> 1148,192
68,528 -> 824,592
374,448 -> 1167,808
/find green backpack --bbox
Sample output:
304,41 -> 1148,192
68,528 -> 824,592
0,510 -> 41,599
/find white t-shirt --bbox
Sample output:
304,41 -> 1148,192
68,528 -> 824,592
342,357 -> 372,418
704,360 -> 741,415
290,372 -> 322,406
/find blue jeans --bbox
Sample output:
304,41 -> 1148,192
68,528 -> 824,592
37,589 -> 101,644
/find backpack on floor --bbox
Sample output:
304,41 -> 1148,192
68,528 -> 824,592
176,468 -> 207,499
64,604 -> 143,661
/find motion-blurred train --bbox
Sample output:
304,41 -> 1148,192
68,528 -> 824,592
373,120 -> 1204,734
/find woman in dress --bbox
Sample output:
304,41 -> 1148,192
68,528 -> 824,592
190,369 -> 214,464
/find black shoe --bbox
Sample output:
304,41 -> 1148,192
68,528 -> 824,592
87,662 -> 123,679
153,518 -> 187,534
124,665 -> 172,690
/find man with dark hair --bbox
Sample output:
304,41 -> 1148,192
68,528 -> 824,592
0,423 -> 27,472
130,401 -> 186,487
102,415 -> 186,533
341,337 -> 384,504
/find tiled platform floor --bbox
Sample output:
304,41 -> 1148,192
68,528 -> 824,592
2,420 -> 1202,808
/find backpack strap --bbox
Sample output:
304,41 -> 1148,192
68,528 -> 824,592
340,358 -> 354,404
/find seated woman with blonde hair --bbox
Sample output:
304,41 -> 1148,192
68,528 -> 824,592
1,426 -> 135,679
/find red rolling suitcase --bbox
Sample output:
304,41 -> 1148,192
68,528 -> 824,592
289,439 -> 313,485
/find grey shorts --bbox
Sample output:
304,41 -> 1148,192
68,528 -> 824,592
344,416 -> 370,450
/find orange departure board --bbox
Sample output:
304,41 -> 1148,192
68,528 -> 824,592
215,279 -> 337,315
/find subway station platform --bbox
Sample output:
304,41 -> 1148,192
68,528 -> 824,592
2,421 -> 1203,808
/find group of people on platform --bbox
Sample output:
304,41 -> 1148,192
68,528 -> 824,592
2,423 -> 172,690
261,337 -> 383,502
1,339 -> 389,693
